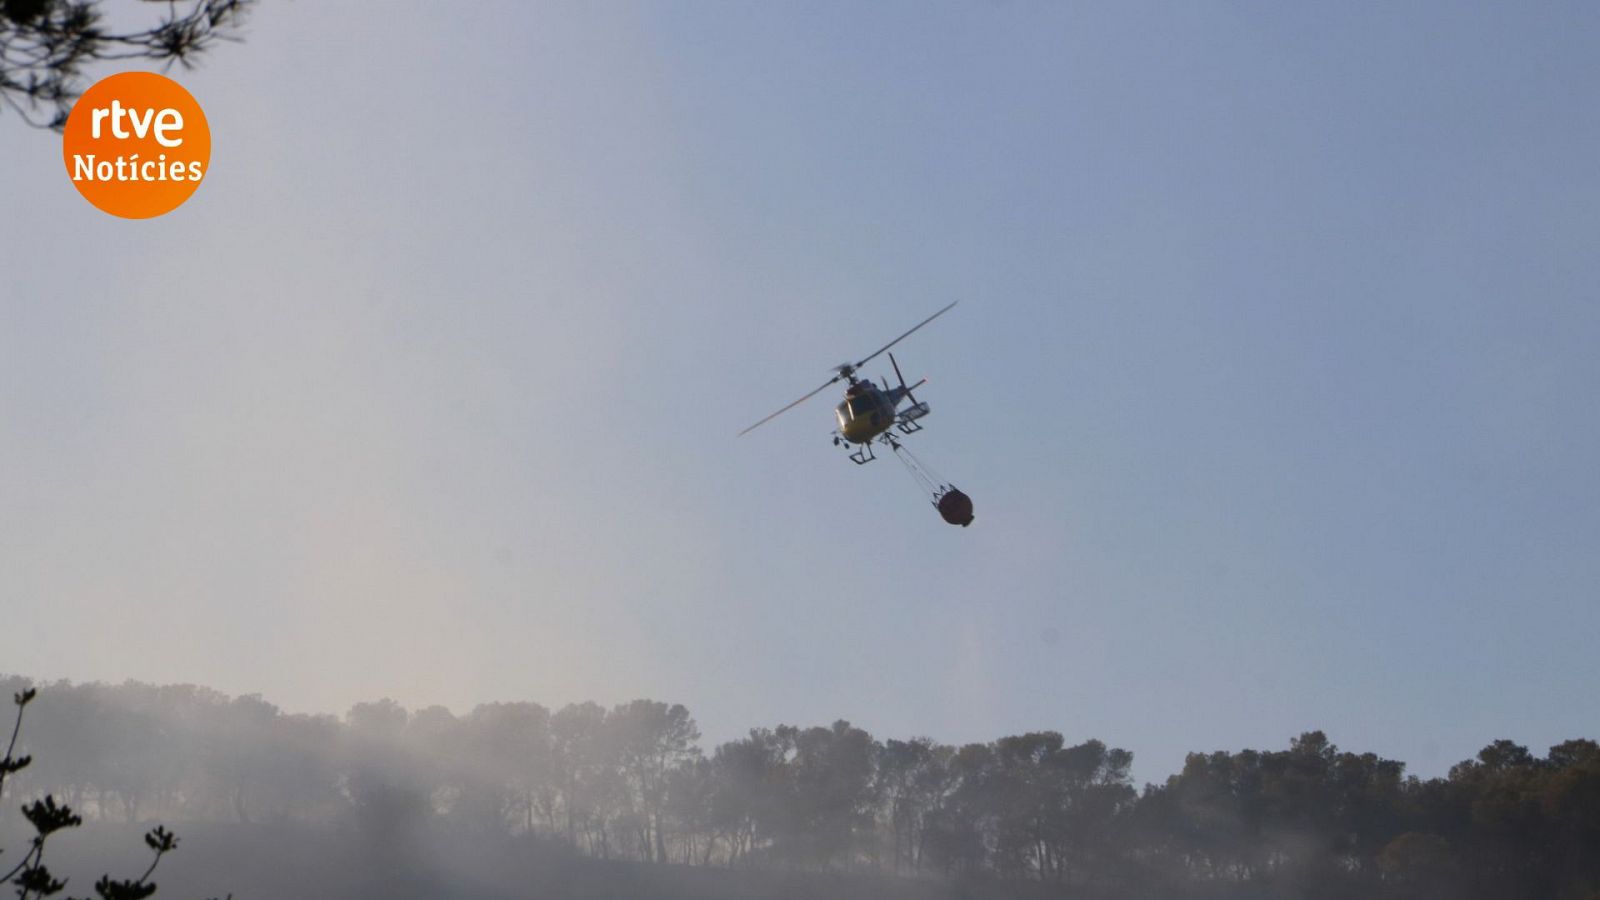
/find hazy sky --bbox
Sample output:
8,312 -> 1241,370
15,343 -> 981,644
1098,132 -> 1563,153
3,2 -> 1597,784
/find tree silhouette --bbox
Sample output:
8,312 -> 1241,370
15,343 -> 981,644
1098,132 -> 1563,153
0,0 -> 252,130
0,688 -> 227,900
5,674 -> 1600,898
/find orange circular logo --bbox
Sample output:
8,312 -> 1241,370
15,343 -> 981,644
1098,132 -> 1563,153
61,72 -> 211,219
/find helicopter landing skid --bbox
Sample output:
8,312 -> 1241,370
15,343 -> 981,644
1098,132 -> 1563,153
833,433 -> 878,464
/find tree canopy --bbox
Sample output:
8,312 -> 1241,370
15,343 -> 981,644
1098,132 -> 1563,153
4,675 -> 1596,899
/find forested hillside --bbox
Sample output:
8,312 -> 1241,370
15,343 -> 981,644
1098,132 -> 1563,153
3,676 -> 1596,899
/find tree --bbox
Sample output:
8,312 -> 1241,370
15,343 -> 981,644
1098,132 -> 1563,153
774,721 -> 879,869
606,700 -> 700,863
921,742 -> 995,876
1,0 -> 252,130
706,729 -> 786,867
0,687 -> 226,900
874,737 -> 950,874
663,756 -> 716,865
1543,739 -> 1600,890
548,702 -> 608,854
449,702 -> 552,836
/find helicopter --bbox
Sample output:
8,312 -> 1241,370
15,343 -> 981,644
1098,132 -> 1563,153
738,301 -> 957,465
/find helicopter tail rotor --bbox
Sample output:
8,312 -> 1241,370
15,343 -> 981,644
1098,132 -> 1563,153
890,352 -> 919,405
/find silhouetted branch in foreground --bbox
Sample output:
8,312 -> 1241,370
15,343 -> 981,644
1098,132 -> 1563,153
1,688 -> 228,900
0,0 -> 253,130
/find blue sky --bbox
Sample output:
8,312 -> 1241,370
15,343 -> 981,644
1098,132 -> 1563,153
2,2 -> 1597,784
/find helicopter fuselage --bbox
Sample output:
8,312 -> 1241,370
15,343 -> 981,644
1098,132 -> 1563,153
835,383 -> 916,444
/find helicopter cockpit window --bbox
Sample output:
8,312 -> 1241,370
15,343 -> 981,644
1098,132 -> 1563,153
846,396 -> 878,419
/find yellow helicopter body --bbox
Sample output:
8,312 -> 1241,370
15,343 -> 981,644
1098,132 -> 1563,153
834,386 -> 902,445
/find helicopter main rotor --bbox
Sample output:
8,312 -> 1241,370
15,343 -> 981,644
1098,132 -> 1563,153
738,300 -> 957,437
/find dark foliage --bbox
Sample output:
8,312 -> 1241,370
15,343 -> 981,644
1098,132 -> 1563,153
0,0 -> 251,130
0,690 -> 226,900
